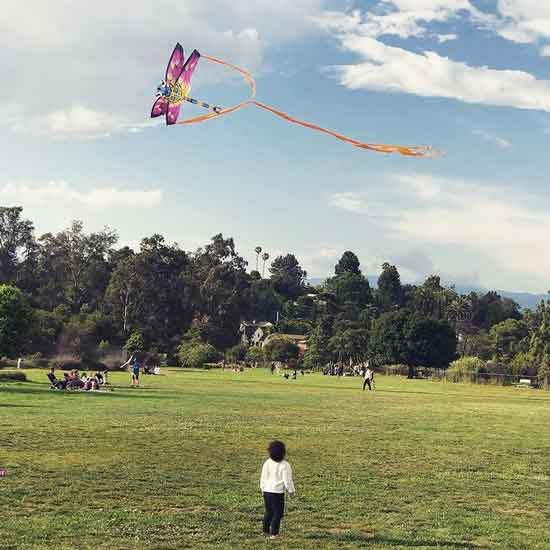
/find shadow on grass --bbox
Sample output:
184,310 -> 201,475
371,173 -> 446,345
0,386 -> 179,400
305,531 -> 477,548
0,403 -> 37,408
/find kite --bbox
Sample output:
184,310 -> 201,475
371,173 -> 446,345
151,43 -> 438,157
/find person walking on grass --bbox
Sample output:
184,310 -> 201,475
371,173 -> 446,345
363,363 -> 374,391
131,355 -> 141,387
260,440 -> 295,540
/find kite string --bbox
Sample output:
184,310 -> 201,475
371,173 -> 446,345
177,54 -> 437,157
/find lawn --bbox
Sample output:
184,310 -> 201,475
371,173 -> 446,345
1,368 -> 550,550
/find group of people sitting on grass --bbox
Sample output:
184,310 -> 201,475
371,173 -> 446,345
47,367 -> 107,391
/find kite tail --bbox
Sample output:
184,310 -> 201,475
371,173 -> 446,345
176,54 -> 439,157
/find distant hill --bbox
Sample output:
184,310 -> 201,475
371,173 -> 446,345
307,277 -> 546,310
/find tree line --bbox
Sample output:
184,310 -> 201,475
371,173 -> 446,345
2,206 -> 549,384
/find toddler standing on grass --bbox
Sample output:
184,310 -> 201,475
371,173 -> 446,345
260,440 -> 295,540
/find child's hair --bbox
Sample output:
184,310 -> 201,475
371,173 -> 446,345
268,440 -> 286,462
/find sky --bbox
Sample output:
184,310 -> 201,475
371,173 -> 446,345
3,0 -> 550,293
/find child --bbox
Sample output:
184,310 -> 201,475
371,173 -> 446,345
260,440 -> 295,539
131,357 -> 140,387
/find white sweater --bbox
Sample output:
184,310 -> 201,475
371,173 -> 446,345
260,458 -> 295,494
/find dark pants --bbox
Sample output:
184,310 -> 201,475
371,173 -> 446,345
263,492 -> 285,535
363,378 -> 372,391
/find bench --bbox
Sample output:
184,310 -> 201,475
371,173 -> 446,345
516,378 -> 532,388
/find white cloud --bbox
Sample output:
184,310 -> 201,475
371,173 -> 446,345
494,1 -> 550,43
317,12 -> 550,112
1,181 -> 162,209
472,129 -> 512,149
331,173 -> 550,292
10,105 -> 124,139
437,33 -> 458,43
329,191 -> 369,213
0,0 -> 327,138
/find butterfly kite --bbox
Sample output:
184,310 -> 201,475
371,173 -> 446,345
151,43 -> 438,157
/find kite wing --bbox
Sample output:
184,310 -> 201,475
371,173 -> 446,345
151,96 -> 168,118
166,49 -> 201,125
166,43 -> 185,85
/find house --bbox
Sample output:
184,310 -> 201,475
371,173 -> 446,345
239,321 -> 274,346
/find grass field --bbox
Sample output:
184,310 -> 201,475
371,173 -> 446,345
2,368 -> 550,550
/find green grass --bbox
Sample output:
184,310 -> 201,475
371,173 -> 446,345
2,369 -> 550,549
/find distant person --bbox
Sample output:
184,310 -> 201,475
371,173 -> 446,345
47,367 -> 63,390
260,440 -> 295,540
363,365 -> 374,391
131,357 -> 141,387
270,363 -> 276,375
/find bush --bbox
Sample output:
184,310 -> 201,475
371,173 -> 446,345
225,343 -> 247,363
263,335 -> 300,363
246,346 -> 265,366
178,341 -> 219,368
0,371 -> 27,382
446,356 -> 486,383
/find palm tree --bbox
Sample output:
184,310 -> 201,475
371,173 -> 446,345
254,246 -> 262,271
261,252 -> 270,278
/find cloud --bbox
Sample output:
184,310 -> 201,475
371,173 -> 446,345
331,173 -> 550,292
10,105 -> 124,139
0,0 -> 327,138
494,1 -> 550,44
472,129 -> 512,149
329,191 -> 369,213
437,33 -> 458,43
1,181 -> 162,209
316,12 -> 550,112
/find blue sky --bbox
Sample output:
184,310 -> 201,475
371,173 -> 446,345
3,0 -> 550,292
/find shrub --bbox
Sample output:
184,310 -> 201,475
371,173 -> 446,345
178,341 -> 219,368
246,346 -> 265,366
263,335 -> 300,363
446,356 -> 486,383
0,371 -> 27,382
225,343 -> 247,363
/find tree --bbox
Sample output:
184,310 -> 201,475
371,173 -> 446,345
245,278 -> 283,323
489,319 -> 529,363
303,315 -> 333,369
368,310 -> 410,367
0,207 -> 35,283
377,263 -> 402,311
414,275 -> 457,321
368,310 -> 456,373
125,330 -> 145,356
225,343 -> 247,363
405,315 -> 457,371
269,254 -> 307,300
328,327 -> 369,364
471,291 -> 521,330
106,235 -> 191,350
0,285 -> 32,358
27,309 -> 63,355
178,341 -> 218,368
263,335 -> 300,363
326,272 -> 372,308
246,345 -> 265,367
334,251 -> 361,275
36,221 -> 118,313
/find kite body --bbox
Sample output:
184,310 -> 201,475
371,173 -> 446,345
150,43 -> 438,156
151,44 -> 202,125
